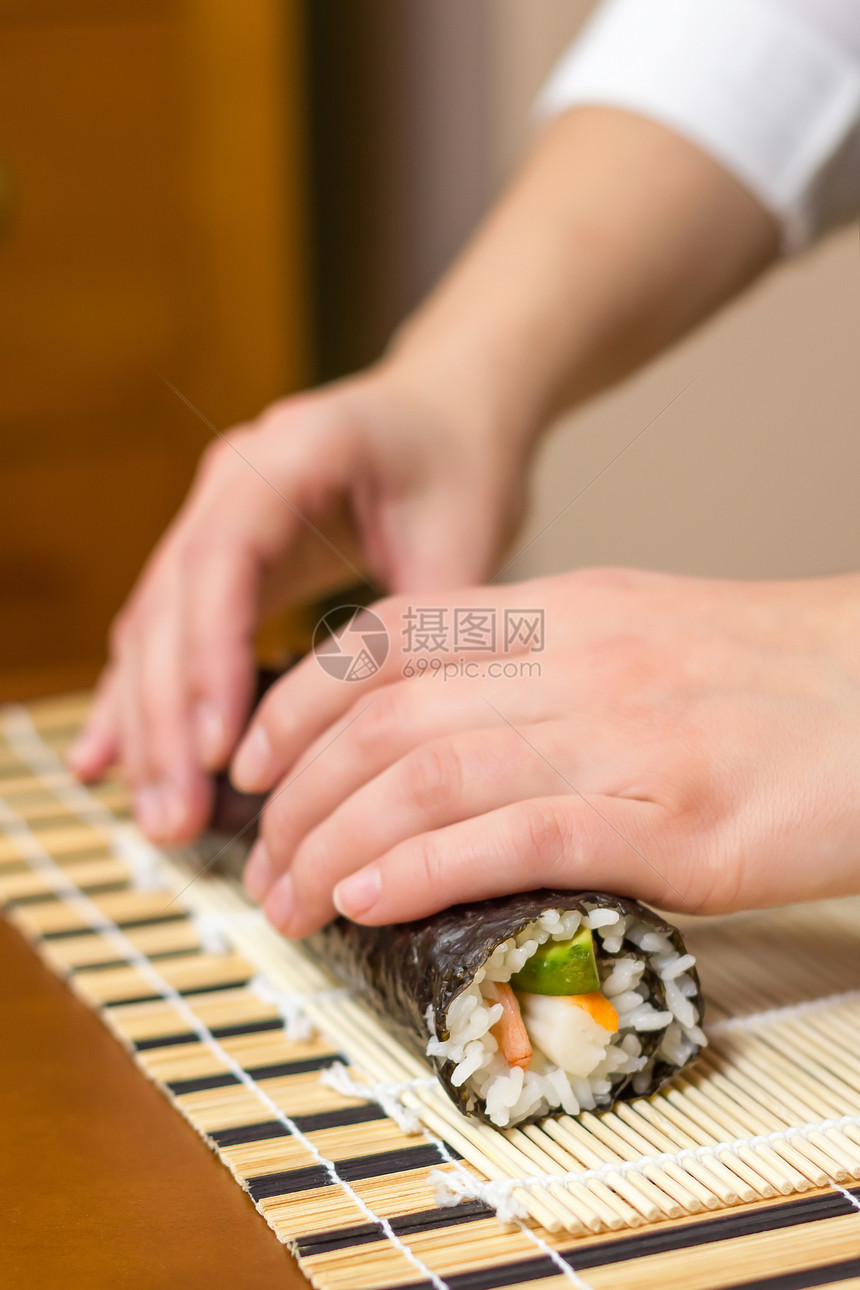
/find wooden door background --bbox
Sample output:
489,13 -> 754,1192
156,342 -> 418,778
0,0 -> 309,701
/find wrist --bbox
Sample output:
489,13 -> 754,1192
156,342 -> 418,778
381,305 -> 545,462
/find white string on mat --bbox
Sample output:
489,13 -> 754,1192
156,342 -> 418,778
514,1222 -> 595,1290
321,1061 -> 437,1135
429,1110 -> 860,1203
192,910 -> 267,955
250,976 -> 351,1044
707,990 -> 860,1036
0,784 -> 452,1290
829,1181 -> 860,1214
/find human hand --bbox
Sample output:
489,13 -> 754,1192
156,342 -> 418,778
232,568 -> 860,934
68,362 -> 528,843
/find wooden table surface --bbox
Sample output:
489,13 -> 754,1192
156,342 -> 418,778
0,917 -> 307,1289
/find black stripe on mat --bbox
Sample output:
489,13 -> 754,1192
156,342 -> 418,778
100,978 -> 252,1008
134,1017 -> 285,1051
298,1222 -> 384,1254
390,1200 -> 493,1237
248,1165 -> 333,1199
27,814 -> 89,831
30,846 -> 116,867
7,881 -> 131,907
72,947 -> 203,974
245,1055 -> 342,1080
247,1143 -> 452,1202
167,1073 -> 242,1095
386,1186 -> 860,1290
20,812 -> 101,831
292,1103 -> 389,1133
41,911 -> 187,940
211,1018 -> 286,1041
210,1104 -> 389,1149
727,1256 -> 860,1290
135,1030 -> 200,1052
335,1143 -> 453,1183
210,1120 -> 291,1147
166,1053 -> 347,1095
296,1200 -> 495,1258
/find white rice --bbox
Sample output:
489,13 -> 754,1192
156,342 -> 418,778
427,902 -> 704,1127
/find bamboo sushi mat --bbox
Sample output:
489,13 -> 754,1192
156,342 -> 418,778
2,694 -> 860,1290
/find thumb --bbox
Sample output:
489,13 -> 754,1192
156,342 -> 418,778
383,481 -> 519,592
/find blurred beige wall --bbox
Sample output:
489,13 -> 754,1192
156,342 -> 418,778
485,1 -> 860,583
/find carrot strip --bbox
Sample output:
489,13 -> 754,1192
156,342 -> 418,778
491,982 -> 533,1071
568,991 -> 619,1033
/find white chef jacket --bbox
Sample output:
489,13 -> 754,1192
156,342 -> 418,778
538,0 -> 860,251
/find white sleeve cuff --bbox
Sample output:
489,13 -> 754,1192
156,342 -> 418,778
537,0 -> 860,252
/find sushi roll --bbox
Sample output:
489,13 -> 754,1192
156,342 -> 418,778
311,890 -> 705,1127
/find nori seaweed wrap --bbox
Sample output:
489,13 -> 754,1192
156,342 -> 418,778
306,891 -> 704,1125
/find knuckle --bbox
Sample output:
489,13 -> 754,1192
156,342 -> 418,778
198,427 -> 254,481
290,829 -> 333,894
402,742 -> 462,813
353,687 -> 402,754
199,437 -> 229,478
411,834 -> 442,894
366,593 -> 402,636
260,788 -> 302,856
569,565 -> 639,593
179,526 -> 224,569
256,396 -> 295,430
670,818 -> 739,915
516,800 -> 568,868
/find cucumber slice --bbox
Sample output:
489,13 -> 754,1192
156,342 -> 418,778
511,926 -> 599,996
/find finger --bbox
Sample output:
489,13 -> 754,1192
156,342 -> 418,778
259,723 -> 605,933
133,585 -> 211,843
231,592 -> 540,793
68,666 -> 121,781
245,675 -> 568,898
331,794 -> 682,927
184,541 -> 260,771
116,626 -> 150,795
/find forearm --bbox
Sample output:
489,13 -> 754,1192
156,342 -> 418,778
387,106 -> 779,449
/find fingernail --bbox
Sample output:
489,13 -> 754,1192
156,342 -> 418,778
136,783 -> 186,841
264,873 -> 294,932
135,785 -> 164,837
159,783 -> 187,838
243,840 -> 273,902
68,730 -> 96,773
333,866 -> 381,920
232,726 -> 273,790
195,701 -> 226,770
